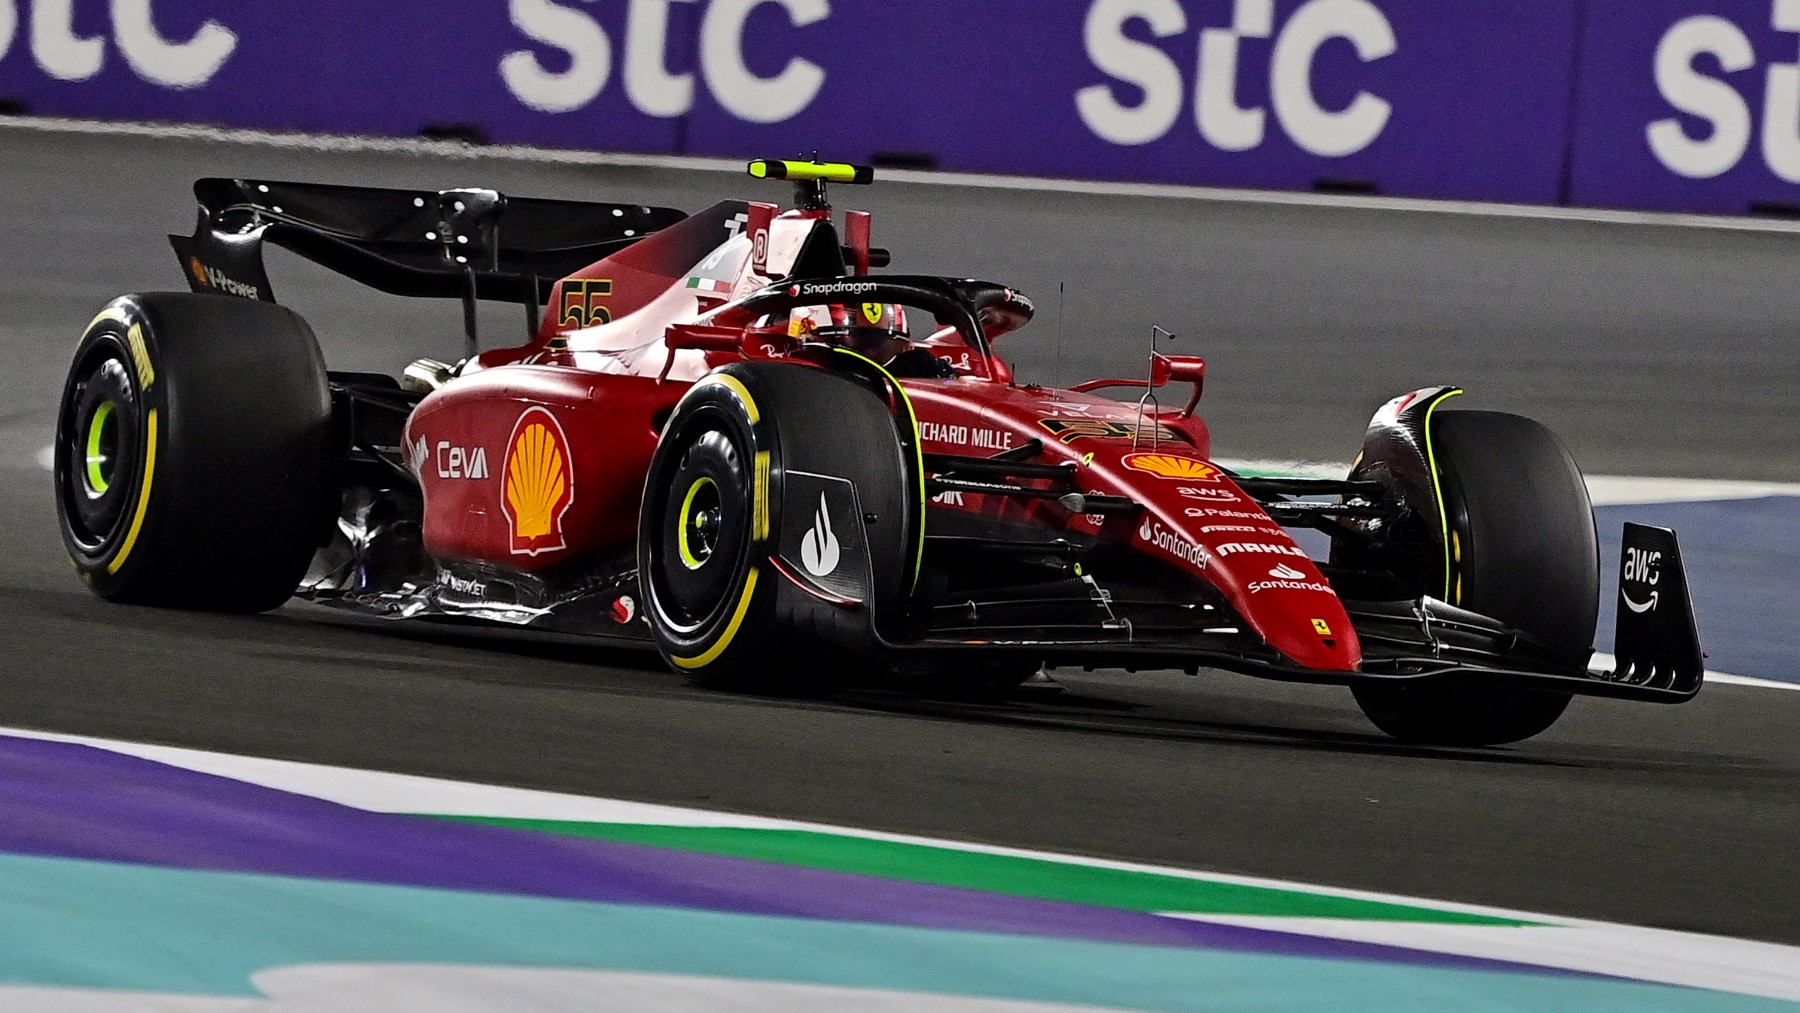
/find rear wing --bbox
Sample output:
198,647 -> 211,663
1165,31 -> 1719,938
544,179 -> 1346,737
169,178 -> 687,308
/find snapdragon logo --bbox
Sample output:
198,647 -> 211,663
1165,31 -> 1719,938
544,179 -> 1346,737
0,0 -> 236,88
1077,0 -> 1395,156
797,280 -> 879,298
1647,1 -> 1800,182
502,0 -> 827,123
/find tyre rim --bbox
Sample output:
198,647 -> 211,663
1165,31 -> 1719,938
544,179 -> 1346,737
84,400 -> 118,494
59,351 -> 142,553
652,423 -> 752,633
676,477 -> 722,569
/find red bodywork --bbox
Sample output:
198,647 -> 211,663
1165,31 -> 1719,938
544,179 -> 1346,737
403,197 -> 1360,673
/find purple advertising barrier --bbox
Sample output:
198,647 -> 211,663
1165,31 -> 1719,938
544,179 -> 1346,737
0,0 -> 692,152
0,2 -> 1581,206
1570,0 -> 1800,214
682,0 -> 1584,204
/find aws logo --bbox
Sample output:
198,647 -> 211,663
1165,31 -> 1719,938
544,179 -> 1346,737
503,407 -> 574,556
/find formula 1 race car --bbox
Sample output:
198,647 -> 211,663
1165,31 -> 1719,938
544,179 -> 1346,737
54,160 -> 1705,745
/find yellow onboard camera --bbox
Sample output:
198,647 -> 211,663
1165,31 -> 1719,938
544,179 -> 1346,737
747,159 -> 875,184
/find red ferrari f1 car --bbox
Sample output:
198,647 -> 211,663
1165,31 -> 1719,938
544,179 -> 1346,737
55,160 -> 1704,745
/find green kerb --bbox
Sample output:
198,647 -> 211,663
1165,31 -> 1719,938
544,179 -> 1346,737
430,817 -> 1533,926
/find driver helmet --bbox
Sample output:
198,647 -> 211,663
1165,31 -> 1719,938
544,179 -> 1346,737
787,302 -> 909,339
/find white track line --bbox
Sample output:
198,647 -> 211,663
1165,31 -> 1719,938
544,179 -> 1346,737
1584,475 -> 1800,505
9,114 -> 1800,235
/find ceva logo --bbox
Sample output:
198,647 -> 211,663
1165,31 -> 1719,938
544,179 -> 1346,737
1078,0 -> 1395,156
1648,2 -> 1800,181
501,0 -> 827,123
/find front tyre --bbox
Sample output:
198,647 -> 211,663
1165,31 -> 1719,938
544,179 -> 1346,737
55,294 -> 335,612
639,362 -> 915,693
1352,411 -> 1598,746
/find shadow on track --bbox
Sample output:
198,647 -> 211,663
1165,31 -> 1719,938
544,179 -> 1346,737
294,605 -> 1578,768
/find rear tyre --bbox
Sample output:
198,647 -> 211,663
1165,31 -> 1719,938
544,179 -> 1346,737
639,362 -> 915,693
1351,411 -> 1597,746
54,294 -> 335,612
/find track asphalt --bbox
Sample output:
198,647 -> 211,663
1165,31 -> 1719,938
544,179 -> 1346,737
1,127 -> 1797,949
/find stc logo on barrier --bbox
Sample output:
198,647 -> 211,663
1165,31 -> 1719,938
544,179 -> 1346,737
1078,0 -> 1395,156
1649,0 -> 1800,181
501,0 -> 827,122
0,1 -> 235,88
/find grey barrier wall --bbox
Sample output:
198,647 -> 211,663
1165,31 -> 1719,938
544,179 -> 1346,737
0,1 -> 1798,214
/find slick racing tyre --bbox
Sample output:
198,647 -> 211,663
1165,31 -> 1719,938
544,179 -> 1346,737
1351,411 -> 1598,746
639,361 -> 917,693
55,293 -> 335,612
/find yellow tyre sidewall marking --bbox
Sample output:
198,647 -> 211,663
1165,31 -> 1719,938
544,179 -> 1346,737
681,373 -> 761,426
106,407 -> 157,575
670,567 -> 760,670
126,323 -> 156,390
1420,388 -> 1464,604
753,450 -> 771,541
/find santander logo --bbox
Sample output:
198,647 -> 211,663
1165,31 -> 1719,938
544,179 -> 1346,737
1138,518 -> 1207,568
1249,560 -> 1332,595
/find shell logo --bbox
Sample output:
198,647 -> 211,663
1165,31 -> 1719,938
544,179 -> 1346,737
503,407 -> 575,556
1122,453 -> 1219,481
